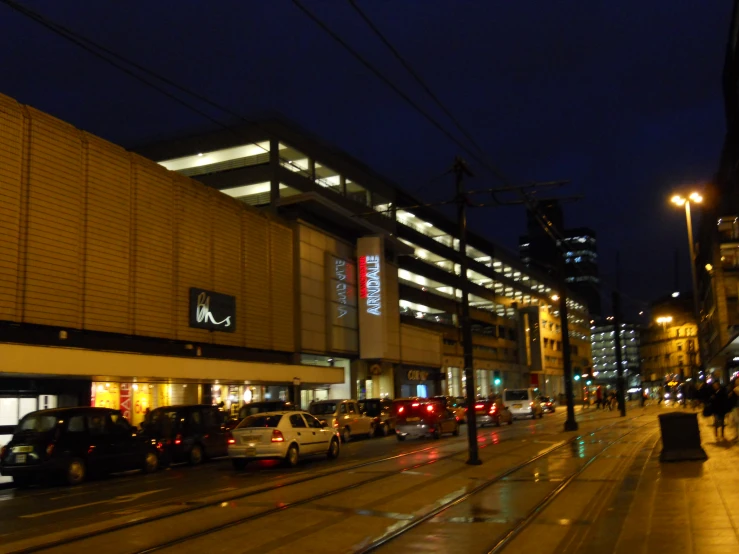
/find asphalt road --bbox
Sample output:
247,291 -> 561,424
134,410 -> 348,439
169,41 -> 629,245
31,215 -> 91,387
0,409 -> 575,546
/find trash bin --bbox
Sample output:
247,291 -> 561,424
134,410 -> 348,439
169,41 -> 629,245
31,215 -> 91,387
658,412 -> 707,462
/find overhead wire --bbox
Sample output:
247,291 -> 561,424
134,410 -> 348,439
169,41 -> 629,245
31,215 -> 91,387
340,0 -> 648,312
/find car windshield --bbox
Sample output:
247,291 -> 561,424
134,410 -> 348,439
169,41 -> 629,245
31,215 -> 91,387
16,413 -> 59,434
360,400 -> 383,416
237,415 -> 283,429
505,390 -> 530,401
309,403 -> 337,416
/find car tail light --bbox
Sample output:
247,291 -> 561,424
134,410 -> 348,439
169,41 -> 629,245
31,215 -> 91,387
227,432 -> 235,445
489,405 -> 497,415
332,420 -> 339,428
271,430 -> 285,442
530,402 -> 535,407
475,404 -> 484,410
411,403 -> 420,407
174,434 -> 182,445
398,406 -> 404,414
46,444 -> 55,456
426,405 -> 434,413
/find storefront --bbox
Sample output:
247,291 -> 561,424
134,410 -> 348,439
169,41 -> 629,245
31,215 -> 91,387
396,366 -> 442,399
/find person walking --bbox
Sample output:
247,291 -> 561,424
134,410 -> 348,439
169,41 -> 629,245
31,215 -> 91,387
595,386 -> 603,410
657,386 -> 664,406
708,381 -> 730,441
728,381 -> 739,442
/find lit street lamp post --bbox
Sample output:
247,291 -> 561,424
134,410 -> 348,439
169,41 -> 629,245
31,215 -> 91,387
670,192 -> 704,381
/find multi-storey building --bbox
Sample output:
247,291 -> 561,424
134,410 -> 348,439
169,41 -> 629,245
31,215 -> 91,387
695,0 -> 739,383
590,321 -> 641,387
140,117 -> 593,401
519,201 -> 602,316
640,293 -> 699,386
0,93 -> 592,447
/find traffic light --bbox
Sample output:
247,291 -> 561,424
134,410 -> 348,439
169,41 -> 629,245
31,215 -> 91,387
493,370 -> 501,386
574,374 -> 581,381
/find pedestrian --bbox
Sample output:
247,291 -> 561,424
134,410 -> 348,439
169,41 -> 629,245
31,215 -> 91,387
641,389 -> 647,408
708,381 -> 731,441
657,386 -> 664,406
728,382 -> 739,442
595,386 -> 603,410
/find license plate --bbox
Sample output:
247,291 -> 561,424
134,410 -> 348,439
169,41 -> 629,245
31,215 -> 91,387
15,454 -> 26,464
407,417 -> 420,422
12,446 -> 33,453
245,447 -> 256,457
241,436 -> 257,444
513,404 -> 522,409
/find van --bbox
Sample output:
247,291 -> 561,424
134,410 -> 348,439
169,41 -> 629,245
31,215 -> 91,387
503,388 -> 543,419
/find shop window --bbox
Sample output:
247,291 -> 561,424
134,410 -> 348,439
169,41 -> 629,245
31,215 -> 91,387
416,384 -> 428,398
315,164 -> 342,193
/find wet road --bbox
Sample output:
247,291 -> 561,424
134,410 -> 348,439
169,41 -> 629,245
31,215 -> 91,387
0,407 -> 621,553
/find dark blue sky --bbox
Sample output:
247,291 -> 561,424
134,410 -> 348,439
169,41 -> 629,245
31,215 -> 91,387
0,1 -> 733,315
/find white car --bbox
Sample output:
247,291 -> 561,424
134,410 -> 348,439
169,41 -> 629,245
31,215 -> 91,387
228,411 -> 340,469
503,388 -> 543,419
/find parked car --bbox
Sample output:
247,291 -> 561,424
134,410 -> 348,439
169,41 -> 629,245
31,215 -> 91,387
228,411 -> 340,469
473,399 -> 513,427
395,399 -> 460,440
141,405 -> 229,465
433,396 -> 467,423
539,395 -> 555,413
0,407 -> 159,487
359,398 -> 396,436
503,388 -> 543,419
308,400 -> 375,443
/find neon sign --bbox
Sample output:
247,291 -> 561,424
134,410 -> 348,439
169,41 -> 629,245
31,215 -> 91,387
359,255 -> 382,316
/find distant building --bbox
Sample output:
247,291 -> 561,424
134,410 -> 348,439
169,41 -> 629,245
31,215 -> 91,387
590,321 -> 641,387
640,293 -> 699,387
520,201 -> 602,316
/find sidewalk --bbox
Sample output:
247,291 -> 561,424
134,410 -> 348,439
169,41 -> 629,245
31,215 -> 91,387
568,405 -> 739,554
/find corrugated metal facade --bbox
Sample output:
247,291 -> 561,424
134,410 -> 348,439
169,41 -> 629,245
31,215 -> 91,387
0,94 -> 295,352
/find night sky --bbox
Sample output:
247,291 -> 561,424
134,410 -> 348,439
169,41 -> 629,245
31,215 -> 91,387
0,1 -> 732,317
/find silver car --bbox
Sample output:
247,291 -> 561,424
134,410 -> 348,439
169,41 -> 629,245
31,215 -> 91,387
308,400 -> 375,443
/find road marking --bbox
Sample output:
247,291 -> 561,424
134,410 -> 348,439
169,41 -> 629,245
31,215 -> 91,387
19,489 -> 170,518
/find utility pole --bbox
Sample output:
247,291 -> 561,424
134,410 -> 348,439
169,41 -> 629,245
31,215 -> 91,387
454,157 -> 481,466
612,291 -> 626,417
557,256 -> 579,431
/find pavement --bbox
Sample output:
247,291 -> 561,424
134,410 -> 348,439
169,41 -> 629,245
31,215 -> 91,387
0,404 -> 736,553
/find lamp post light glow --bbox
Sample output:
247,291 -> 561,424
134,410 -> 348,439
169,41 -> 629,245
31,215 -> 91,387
670,190 -> 704,382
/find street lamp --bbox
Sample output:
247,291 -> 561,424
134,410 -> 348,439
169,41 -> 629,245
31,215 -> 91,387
656,315 -> 673,330
670,191 -> 704,381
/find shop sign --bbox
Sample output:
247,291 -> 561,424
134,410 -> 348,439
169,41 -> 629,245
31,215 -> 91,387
369,364 -> 383,376
189,288 -> 236,332
357,237 -> 386,359
407,369 -> 429,381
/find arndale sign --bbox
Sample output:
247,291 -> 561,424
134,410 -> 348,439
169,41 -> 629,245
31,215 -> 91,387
189,288 -> 236,332
359,255 -> 382,316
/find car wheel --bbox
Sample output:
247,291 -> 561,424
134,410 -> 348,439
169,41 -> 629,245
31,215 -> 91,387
342,427 -> 351,443
452,423 -> 460,436
382,423 -> 390,436
12,475 -> 33,489
327,438 -> 340,459
189,444 -> 204,465
143,450 -> 159,474
232,458 -> 247,471
285,444 -> 300,468
66,458 -> 86,486
396,434 -> 406,441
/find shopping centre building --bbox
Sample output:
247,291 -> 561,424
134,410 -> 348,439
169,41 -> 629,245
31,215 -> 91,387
0,92 -> 591,443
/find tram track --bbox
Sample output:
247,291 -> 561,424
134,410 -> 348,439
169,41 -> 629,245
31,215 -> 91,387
357,416 -> 658,554
5,414 -> 547,554
69,414 -> 633,554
